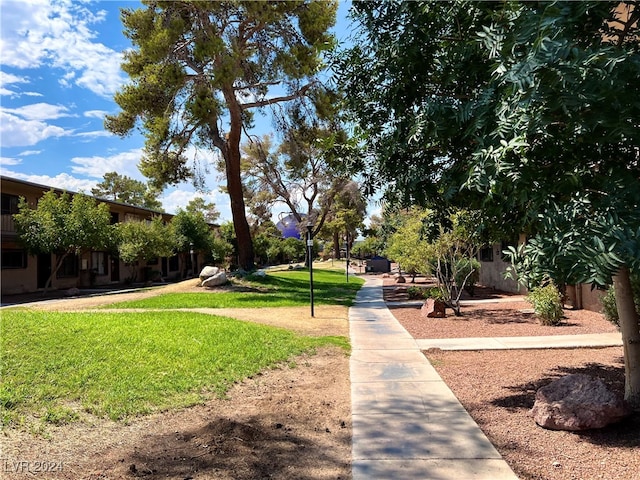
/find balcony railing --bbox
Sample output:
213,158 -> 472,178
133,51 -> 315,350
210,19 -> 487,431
1,214 -> 17,235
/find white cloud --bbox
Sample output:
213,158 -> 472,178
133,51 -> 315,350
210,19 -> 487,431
1,1 -> 125,97
75,130 -> 113,139
3,102 -> 72,121
0,110 -> 71,147
0,157 -> 23,166
0,71 -> 28,86
0,169 -> 97,194
70,148 -> 145,179
161,186 -> 231,220
0,71 -> 29,96
18,150 -> 43,157
84,109 -> 108,119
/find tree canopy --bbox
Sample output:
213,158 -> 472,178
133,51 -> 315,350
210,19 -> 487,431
339,0 -> 640,406
13,190 -> 113,291
92,172 -> 162,210
106,0 -> 338,271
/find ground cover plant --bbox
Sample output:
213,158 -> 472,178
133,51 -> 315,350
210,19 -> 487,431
104,269 -> 364,309
0,309 -> 348,431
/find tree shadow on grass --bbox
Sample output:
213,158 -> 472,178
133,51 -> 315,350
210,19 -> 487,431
490,356 -> 640,447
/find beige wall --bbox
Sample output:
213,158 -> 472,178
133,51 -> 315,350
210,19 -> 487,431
477,236 -> 527,294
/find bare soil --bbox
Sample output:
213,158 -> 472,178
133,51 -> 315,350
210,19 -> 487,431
424,348 -> 640,480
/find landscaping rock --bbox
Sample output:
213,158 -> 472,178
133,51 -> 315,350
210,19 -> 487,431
66,287 -> 80,297
421,298 -> 446,318
199,266 -> 220,281
529,374 -> 628,431
202,271 -> 227,288
396,275 -> 406,284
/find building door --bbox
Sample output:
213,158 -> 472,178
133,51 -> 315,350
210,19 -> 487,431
37,253 -> 52,289
110,255 -> 120,282
161,257 -> 168,278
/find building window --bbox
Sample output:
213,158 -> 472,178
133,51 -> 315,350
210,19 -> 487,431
92,251 -> 108,275
57,254 -> 79,278
1,194 -> 20,215
1,249 -> 27,269
480,245 -> 494,262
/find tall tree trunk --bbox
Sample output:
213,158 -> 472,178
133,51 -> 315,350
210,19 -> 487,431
613,266 -> 640,410
224,92 -> 255,272
44,252 -> 69,294
225,146 -> 254,271
333,231 -> 340,259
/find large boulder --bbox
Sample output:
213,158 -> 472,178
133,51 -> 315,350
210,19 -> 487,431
202,271 -> 227,288
421,298 -> 446,318
199,266 -> 220,282
529,374 -> 628,431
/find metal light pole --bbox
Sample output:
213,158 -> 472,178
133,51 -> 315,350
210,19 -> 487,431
307,222 -> 315,317
189,242 -> 196,278
345,232 -> 350,283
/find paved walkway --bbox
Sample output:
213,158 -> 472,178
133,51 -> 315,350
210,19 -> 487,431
349,277 -> 623,479
349,277 -> 519,479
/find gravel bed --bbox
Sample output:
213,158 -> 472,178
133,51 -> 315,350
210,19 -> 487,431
390,301 -> 619,338
380,277 -> 635,479
424,348 -> 639,480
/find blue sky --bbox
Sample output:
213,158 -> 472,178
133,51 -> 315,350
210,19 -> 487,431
0,0 -> 361,221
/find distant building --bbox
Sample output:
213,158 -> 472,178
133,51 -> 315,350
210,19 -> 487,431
1,175 -> 209,296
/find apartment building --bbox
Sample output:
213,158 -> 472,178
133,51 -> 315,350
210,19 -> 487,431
1,176 -> 200,296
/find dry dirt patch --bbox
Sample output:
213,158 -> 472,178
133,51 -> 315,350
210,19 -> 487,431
2,348 -> 351,480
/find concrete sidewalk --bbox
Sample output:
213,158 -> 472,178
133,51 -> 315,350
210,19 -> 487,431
417,332 -> 622,351
349,277 -> 519,479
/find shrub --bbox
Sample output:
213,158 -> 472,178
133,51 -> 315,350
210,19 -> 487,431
527,282 -> 564,326
406,286 -> 428,299
426,287 -> 446,301
601,273 -> 640,328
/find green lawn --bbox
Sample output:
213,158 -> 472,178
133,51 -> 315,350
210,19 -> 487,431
104,269 -> 364,309
0,309 -> 349,429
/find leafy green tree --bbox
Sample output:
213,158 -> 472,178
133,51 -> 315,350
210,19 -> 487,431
13,190 -> 113,291
251,220 -> 282,266
92,172 -> 162,210
241,127 -> 352,241
116,217 -> 176,281
340,1 -> 640,406
105,1 -> 338,272
184,197 -> 220,224
321,180 -> 367,260
172,202 -> 230,269
427,212 -> 483,316
384,208 -> 432,282
280,237 -> 306,263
